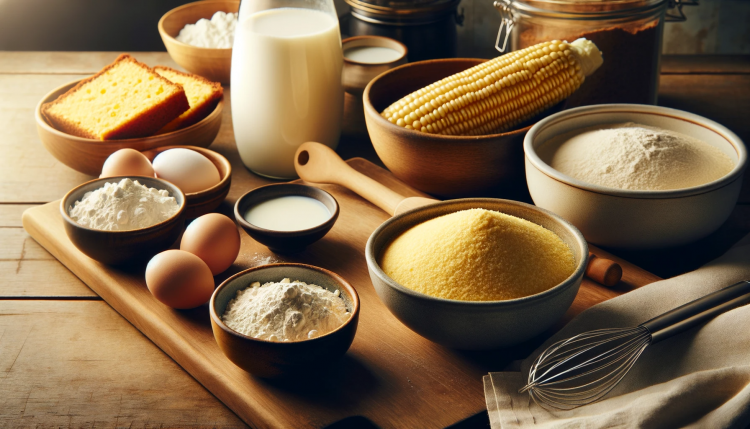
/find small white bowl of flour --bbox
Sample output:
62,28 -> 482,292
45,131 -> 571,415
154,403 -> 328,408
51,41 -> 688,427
209,263 -> 360,377
524,104 -> 747,249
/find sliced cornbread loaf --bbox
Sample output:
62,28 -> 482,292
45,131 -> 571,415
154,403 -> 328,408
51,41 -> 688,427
154,67 -> 223,133
41,54 -> 189,140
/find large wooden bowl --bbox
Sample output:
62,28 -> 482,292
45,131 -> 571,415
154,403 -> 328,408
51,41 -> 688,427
36,79 -> 223,176
142,146 -> 232,219
364,59 -> 557,199
210,263 -> 360,378
158,0 -> 239,84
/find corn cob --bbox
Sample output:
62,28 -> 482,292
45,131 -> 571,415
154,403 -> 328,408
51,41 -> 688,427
381,38 -> 603,136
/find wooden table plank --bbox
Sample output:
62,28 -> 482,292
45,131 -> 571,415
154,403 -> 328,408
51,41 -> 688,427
0,205 -> 36,227
0,260 -> 98,298
0,74 -> 94,203
0,51 -> 180,75
0,228 -> 55,261
0,300 -> 247,429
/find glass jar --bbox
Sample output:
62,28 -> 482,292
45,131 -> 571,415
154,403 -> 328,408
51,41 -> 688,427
494,0 -> 672,107
232,0 -> 343,179
343,0 -> 462,61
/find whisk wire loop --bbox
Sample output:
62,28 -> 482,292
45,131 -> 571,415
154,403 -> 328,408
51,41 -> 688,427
520,326 -> 652,410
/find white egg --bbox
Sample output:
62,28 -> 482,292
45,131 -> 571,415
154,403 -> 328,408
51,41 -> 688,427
152,148 -> 221,194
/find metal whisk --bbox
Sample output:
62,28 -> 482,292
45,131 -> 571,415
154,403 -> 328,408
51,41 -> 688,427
520,280 -> 750,410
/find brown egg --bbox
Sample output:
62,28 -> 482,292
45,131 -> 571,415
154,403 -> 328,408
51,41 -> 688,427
145,250 -> 214,309
180,213 -> 241,275
101,148 -> 154,178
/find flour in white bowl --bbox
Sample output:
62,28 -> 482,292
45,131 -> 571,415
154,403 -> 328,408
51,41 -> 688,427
176,11 -> 237,49
222,278 -> 350,342
68,178 -> 179,231
538,122 -> 735,191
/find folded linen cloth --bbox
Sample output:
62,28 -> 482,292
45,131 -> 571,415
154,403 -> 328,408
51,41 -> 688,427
485,233 -> 750,429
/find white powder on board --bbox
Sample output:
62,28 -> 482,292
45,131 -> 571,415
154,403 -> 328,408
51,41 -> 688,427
68,178 -> 179,231
538,122 -> 735,191
176,11 -> 237,49
222,278 -> 350,342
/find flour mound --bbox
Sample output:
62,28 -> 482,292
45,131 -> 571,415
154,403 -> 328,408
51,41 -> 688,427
68,178 -> 179,231
222,278 -> 350,342
541,122 -> 735,191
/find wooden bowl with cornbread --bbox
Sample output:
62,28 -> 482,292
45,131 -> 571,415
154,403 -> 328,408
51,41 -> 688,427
158,0 -> 239,84
35,78 -> 223,176
365,199 -> 588,350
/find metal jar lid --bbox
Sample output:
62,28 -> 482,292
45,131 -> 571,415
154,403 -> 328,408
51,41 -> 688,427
345,0 -> 463,25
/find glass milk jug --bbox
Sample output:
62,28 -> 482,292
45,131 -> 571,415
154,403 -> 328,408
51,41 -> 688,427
232,0 -> 344,179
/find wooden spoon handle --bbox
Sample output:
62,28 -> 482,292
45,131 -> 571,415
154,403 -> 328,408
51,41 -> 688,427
586,252 -> 623,287
294,142 -> 407,216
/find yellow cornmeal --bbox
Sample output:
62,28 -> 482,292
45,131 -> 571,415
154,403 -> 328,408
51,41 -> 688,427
380,209 -> 576,301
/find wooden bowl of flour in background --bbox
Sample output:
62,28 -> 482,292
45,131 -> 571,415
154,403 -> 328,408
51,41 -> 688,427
363,58 -> 562,199
35,79 -> 223,176
159,0 -> 239,84
525,104 -> 748,249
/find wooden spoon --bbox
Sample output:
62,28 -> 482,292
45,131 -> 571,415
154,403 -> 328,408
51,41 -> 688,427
294,142 -> 622,287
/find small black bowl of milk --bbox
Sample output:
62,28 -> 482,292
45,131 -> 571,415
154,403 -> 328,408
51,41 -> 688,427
234,184 -> 339,253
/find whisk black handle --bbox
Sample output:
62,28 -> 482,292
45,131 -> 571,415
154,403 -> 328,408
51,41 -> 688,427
641,280 -> 750,344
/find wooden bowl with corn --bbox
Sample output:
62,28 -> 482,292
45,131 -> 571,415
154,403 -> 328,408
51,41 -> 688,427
363,39 -> 603,199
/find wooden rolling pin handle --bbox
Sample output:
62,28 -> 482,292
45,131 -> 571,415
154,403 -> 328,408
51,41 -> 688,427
586,253 -> 623,287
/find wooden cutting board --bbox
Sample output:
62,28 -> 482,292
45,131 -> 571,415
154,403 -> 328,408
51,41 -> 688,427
22,158 -> 661,429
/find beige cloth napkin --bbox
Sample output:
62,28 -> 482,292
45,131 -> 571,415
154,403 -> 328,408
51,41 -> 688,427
485,233 -> 750,429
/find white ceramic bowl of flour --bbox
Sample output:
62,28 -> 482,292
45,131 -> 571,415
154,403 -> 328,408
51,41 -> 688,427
524,104 -> 747,249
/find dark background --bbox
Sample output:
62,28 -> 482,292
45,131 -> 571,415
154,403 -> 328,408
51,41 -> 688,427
0,0 -> 188,51
0,0 -> 747,54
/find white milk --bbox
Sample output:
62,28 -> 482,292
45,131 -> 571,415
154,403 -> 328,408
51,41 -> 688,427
231,7 -> 343,179
344,46 -> 402,64
245,196 -> 332,231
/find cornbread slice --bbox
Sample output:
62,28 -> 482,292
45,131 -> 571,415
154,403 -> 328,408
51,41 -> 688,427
41,54 -> 189,140
154,67 -> 223,133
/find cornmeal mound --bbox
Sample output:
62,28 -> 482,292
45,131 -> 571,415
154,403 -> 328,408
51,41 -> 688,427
380,209 -> 576,301
154,66 -> 223,133
41,54 -> 189,140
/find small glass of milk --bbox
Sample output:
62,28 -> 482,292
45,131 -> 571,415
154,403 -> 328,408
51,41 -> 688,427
341,35 -> 408,96
231,0 -> 343,179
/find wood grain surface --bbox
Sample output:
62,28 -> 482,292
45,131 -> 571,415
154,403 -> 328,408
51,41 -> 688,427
2,51 -> 749,428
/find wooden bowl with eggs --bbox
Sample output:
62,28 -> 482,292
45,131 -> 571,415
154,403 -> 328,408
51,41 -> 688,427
158,0 -> 238,84
142,146 -> 232,218
210,263 -> 360,378
35,79 -> 223,177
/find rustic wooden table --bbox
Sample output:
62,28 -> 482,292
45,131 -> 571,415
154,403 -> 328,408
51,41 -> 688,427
1,52 -> 748,428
